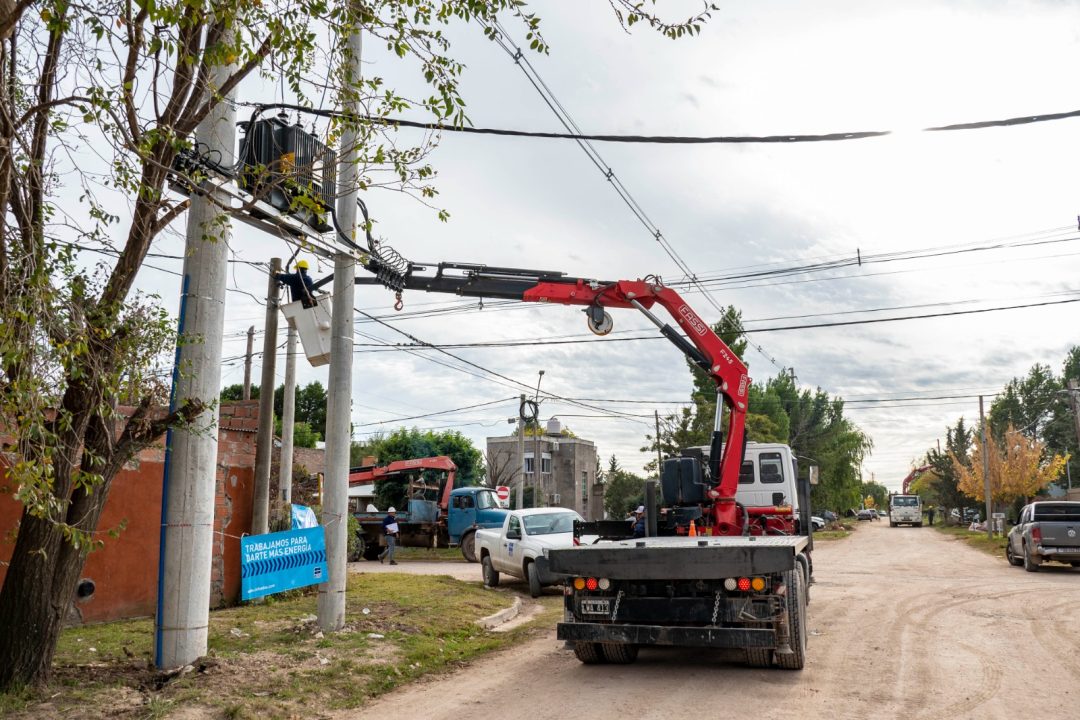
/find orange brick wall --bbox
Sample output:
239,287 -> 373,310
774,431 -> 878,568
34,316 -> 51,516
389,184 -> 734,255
0,402 -> 262,624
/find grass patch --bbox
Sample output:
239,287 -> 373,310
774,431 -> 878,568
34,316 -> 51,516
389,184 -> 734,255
934,523 -> 1008,559
813,528 -> 852,540
4,574 -> 555,719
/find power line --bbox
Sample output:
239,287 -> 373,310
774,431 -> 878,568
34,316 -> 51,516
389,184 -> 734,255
352,396 -> 517,428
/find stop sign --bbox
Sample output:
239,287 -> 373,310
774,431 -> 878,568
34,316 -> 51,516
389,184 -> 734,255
495,485 -> 510,503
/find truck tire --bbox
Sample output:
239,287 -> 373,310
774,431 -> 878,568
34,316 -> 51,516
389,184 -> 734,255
460,532 -> 478,563
1023,544 -> 1040,573
362,542 -> 382,562
889,521 -> 896,528
573,642 -> 605,664
482,555 -> 500,588
776,568 -> 807,670
1005,542 -> 1023,566
745,647 -> 772,667
915,522 -> 923,528
601,643 -> 638,664
526,561 -> 543,598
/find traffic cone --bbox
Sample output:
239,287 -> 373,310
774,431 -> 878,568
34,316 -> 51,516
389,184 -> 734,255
688,520 -> 697,537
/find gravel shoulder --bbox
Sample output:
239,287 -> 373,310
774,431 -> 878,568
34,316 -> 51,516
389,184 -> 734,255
341,522 -> 1080,719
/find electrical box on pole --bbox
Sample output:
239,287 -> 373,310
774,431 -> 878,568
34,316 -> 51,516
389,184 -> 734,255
237,113 -> 337,232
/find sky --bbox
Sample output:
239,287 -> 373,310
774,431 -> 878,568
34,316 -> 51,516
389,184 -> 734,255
121,0 -> 1080,491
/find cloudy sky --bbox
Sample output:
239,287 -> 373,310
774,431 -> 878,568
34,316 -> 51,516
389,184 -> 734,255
130,0 -> 1080,491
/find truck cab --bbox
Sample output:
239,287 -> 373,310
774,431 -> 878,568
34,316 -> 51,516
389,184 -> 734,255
446,486 -> 507,548
889,494 -> 922,527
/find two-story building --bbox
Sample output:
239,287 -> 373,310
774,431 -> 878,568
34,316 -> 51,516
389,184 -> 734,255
486,418 -> 603,520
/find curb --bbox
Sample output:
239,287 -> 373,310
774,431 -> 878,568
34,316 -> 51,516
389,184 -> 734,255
475,596 -> 522,630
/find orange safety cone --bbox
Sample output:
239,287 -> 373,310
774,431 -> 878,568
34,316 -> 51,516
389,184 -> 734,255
688,520 -> 697,537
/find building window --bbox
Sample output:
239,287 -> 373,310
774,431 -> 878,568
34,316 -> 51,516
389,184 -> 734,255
525,453 -> 535,475
541,453 -> 551,474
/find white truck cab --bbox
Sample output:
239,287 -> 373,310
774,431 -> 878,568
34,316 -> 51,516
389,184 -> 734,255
889,494 -> 922,527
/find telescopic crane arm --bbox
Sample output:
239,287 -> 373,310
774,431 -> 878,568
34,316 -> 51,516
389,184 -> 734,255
356,261 -> 752,534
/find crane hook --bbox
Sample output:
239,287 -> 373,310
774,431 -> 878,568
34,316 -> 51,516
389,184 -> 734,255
394,291 -> 404,311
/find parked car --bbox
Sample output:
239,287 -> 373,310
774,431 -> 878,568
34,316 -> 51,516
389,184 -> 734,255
877,509 -> 888,518
1006,501 -> 1080,572
857,508 -> 876,521
811,516 -> 826,530
822,510 -> 838,523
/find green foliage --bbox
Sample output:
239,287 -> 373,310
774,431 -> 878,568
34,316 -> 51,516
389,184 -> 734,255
352,428 -> 483,510
916,417 -> 974,514
860,481 -> 889,510
602,455 -> 648,517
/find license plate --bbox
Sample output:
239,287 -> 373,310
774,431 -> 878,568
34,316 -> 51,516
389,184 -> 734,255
581,599 -> 610,615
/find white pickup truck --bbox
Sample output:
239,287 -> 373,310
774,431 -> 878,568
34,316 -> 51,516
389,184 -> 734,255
476,508 -> 585,597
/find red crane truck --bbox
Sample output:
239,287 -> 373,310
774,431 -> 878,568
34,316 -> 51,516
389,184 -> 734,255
354,261 -> 813,668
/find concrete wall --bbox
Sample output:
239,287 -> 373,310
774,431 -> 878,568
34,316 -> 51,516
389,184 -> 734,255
0,401 -> 261,624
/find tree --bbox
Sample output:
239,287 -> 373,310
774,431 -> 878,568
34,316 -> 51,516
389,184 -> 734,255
603,455 -> 647,518
0,0 -> 717,688
355,427 -> 483,510
953,425 -> 1068,506
484,446 -> 520,489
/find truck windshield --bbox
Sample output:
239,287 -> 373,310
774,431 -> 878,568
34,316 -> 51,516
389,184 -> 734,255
891,496 -> 919,507
474,491 -> 498,510
523,512 -> 579,536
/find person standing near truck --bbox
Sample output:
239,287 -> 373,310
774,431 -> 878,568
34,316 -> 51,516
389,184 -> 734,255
379,507 -> 399,565
927,506 -> 936,526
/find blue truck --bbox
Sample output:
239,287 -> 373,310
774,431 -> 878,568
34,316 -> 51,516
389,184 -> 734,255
348,456 -> 507,562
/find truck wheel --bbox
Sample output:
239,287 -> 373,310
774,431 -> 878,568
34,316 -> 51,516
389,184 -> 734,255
1023,544 -> 1040,573
601,643 -> 638,664
889,521 -> 896,528
482,555 -> 500,588
526,561 -> 543,598
460,532 -> 478,563
915,522 -> 923,528
1006,543 -> 1023,567
776,568 -> 807,670
745,648 -> 772,667
573,642 -> 605,664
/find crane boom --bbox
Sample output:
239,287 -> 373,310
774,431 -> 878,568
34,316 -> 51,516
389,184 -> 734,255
358,261 -> 751,533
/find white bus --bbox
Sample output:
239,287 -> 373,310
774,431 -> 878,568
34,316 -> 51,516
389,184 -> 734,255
889,494 -> 922,527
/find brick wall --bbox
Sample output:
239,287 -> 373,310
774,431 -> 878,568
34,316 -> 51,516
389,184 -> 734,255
0,401 -> 261,624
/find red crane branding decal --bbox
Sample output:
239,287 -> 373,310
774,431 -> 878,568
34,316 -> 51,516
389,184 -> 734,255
678,304 -> 708,336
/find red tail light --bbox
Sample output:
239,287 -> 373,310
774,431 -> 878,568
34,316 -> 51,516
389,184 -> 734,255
737,577 -> 751,592
585,577 -> 599,591
1032,527 -> 1042,543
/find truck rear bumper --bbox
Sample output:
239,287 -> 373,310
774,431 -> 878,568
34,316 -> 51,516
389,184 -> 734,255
557,622 -> 777,649
1037,546 -> 1080,560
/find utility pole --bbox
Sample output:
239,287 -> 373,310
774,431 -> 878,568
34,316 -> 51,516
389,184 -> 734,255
156,62 -> 236,670
979,395 -> 993,540
252,257 -> 282,536
279,325 -> 298,505
242,326 -> 255,400
654,410 -> 663,476
1066,379 -> 1080,499
533,371 -> 544,507
516,393 -> 526,510
318,17 -> 360,632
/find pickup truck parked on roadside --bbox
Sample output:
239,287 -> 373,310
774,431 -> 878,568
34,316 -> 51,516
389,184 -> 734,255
1006,501 -> 1080,572
476,508 -> 585,597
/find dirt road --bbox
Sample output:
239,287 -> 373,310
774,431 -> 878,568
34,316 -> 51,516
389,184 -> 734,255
343,522 -> 1080,720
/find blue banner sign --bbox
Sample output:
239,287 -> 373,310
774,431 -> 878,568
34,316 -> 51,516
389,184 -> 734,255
241,526 -> 328,601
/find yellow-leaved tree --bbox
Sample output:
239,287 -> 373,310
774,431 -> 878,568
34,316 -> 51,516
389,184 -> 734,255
952,426 -> 1068,505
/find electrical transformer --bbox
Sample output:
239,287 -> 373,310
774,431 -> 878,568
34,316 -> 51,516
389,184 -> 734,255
238,113 -> 337,232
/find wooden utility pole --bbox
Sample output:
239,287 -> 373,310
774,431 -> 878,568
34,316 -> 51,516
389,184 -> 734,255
252,257 -> 282,536
242,326 -> 255,400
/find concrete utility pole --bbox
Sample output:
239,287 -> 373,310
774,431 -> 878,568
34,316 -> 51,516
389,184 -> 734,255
654,410 -> 663,476
979,395 -> 993,540
1066,380 -> 1080,498
533,371 -> 544,506
242,326 -> 255,400
516,394 -> 526,510
156,63 -> 236,670
318,19 -> 360,632
252,257 -> 282,535
278,326 -> 298,505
